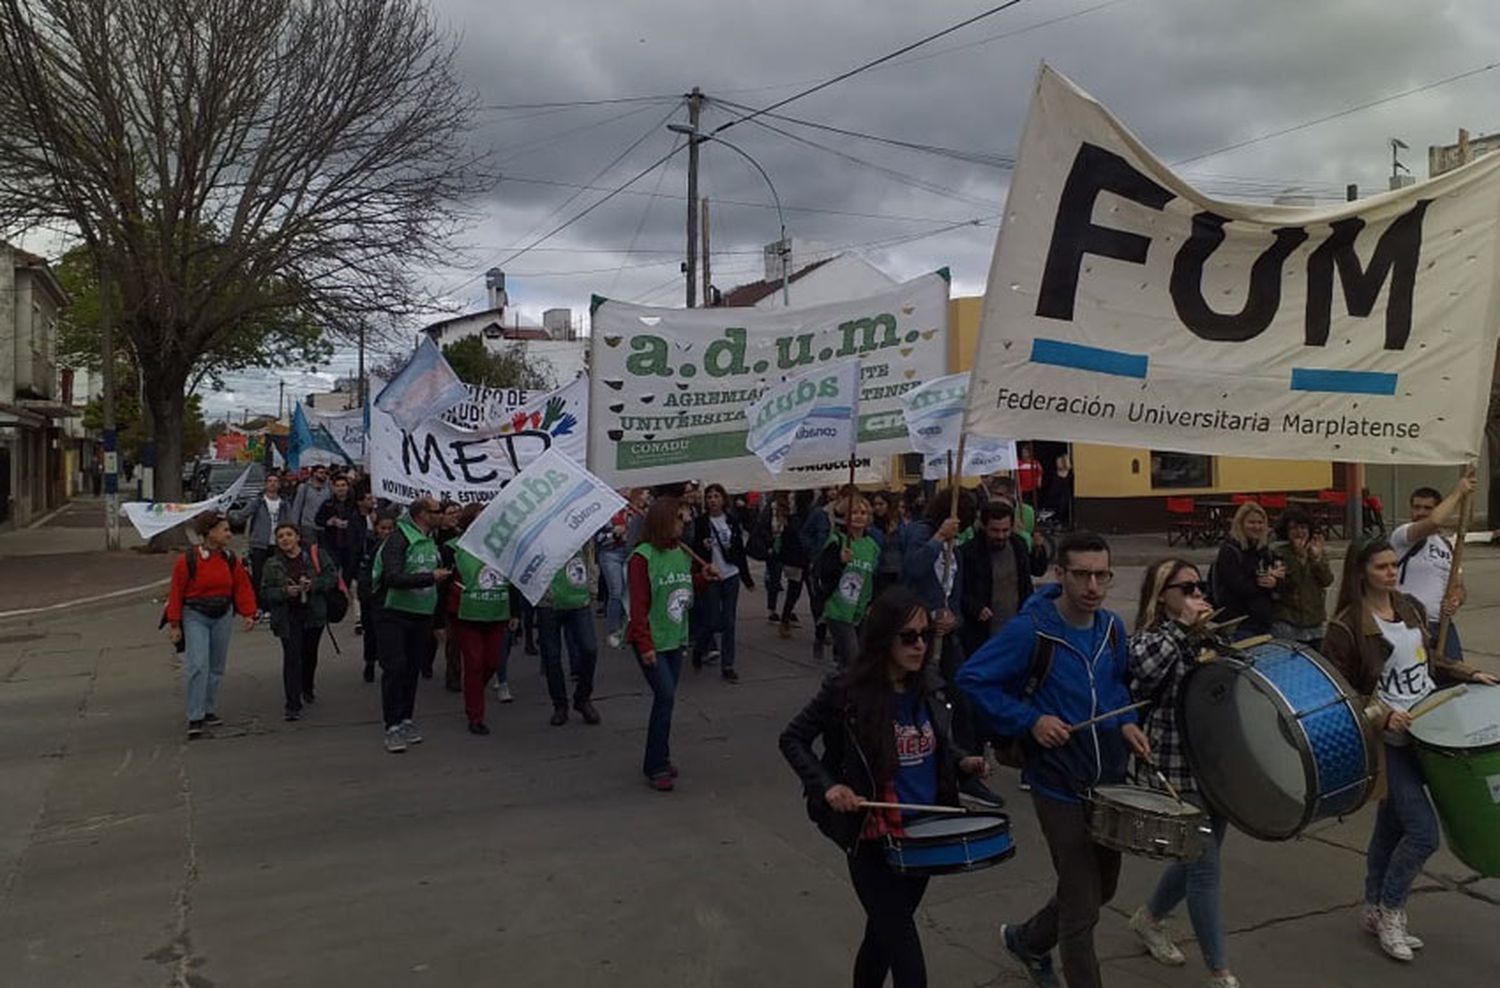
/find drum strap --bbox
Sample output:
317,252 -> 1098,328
1397,537 -> 1427,582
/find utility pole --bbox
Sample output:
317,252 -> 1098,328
700,197 -> 712,306
100,257 -> 119,550
278,380 -> 286,420
685,86 -> 703,308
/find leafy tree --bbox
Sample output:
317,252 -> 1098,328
441,335 -> 555,391
81,367 -> 209,465
0,0 -> 484,497
53,246 -> 333,394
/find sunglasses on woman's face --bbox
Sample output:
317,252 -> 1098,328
897,627 -> 935,647
1164,580 -> 1210,596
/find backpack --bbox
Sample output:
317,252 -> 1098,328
991,616 -> 1121,768
308,544 -> 350,623
185,546 -> 237,583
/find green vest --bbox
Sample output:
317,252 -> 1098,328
545,552 -> 591,611
454,546 -> 512,623
375,517 -> 440,615
822,532 -> 881,624
632,542 -> 693,652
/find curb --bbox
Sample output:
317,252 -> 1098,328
0,578 -> 169,624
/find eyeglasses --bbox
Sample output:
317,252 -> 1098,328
1064,568 -> 1114,586
1164,580 -> 1210,596
897,628 -> 936,647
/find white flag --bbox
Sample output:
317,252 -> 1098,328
373,336 -> 470,433
120,467 -> 251,540
744,359 -> 860,475
455,448 -> 626,606
900,372 -> 972,456
922,438 -> 1019,481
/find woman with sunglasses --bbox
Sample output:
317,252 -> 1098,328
1124,559 -> 1239,988
1322,538 -> 1498,962
779,587 -> 988,988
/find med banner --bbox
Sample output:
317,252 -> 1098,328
590,272 -> 950,489
965,65 -> 1500,465
368,375 -> 588,505
455,448 -> 626,606
745,359 -> 860,474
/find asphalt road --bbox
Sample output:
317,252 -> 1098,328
2,555 -> 1498,987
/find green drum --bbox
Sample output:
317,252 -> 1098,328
1409,685 -> 1500,878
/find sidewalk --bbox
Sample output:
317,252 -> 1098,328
0,498 -> 172,617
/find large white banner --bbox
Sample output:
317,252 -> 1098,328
965,66 -> 1500,465
590,272 -> 950,489
121,467 -> 250,539
456,448 -> 626,606
368,375 -> 588,505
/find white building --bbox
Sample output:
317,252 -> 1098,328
719,241 -> 898,310
0,243 -> 72,528
419,269 -> 586,390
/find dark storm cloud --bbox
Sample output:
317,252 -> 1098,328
222,0 -> 1500,414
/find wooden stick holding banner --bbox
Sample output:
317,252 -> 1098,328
1435,464 -> 1475,659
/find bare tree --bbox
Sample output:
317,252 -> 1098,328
0,0 -> 484,496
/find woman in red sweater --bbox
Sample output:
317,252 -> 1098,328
166,513 -> 257,738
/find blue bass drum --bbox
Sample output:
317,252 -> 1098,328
883,812 -> 1015,876
1180,640 -> 1376,841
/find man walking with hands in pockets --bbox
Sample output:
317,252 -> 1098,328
958,531 -> 1150,988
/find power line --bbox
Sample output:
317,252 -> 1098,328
495,100 -> 673,166
1174,60 -> 1500,166
479,94 -> 680,111
709,0 -> 1029,137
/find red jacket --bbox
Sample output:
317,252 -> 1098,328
166,549 -> 258,625
626,542 -> 710,655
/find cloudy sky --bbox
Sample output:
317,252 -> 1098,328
198,0 -> 1500,418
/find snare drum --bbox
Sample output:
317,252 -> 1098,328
1180,640 -> 1375,841
1087,785 -> 1209,860
1410,685 -> 1500,878
882,811 -> 1015,876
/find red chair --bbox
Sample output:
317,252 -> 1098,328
1231,493 -> 1259,505
1260,493 -> 1288,511
1317,489 -> 1349,538
1166,496 -> 1205,547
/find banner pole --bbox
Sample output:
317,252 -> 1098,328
1435,463 -> 1475,658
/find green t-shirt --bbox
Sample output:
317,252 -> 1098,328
454,546 -> 512,623
375,517 -> 439,616
822,532 -> 881,625
632,542 -> 693,652
545,552 -> 591,611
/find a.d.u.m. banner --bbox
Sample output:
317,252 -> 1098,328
965,65 -> 1500,465
590,273 -> 949,489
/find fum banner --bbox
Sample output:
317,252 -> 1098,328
589,272 -> 950,489
964,65 -> 1500,465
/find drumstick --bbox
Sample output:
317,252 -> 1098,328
1067,699 -> 1150,733
858,800 -> 969,815
1138,751 -> 1186,806
1411,686 -> 1469,722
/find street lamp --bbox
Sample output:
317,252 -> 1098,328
668,122 -> 791,307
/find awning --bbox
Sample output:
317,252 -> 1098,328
15,400 -> 80,419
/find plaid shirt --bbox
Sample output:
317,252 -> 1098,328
1127,622 -> 1197,793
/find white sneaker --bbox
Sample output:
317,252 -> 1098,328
399,719 -> 423,745
1375,905 -> 1414,962
1207,976 -> 1240,988
607,631 -> 623,649
497,682 -> 514,703
384,727 -> 407,754
1128,906 -> 1185,966
1359,904 -> 1423,949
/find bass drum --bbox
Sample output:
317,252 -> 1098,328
1180,640 -> 1376,841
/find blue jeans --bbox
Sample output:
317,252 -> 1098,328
1146,796 -> 1231,971
1365,743 -> 1440,909
599,547 -> 629,636
635,646 -> 683,778
539,606 -> 598,706
182,607 -> 234,721
692,578 -> 740,672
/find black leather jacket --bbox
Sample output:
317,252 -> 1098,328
691,511 -> 755,589
779,673 -> 969,853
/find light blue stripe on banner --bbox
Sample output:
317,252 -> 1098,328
1290,368 -> 1398,396
1030,339 -> 1148,379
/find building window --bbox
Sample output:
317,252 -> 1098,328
1151,451 -> 1213,489
899,453 -> 924,483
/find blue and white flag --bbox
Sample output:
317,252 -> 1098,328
455,448 -> 626,606
288,404 -> 351,471
373,336 -> 469,433
900,372 -> 971,456
922,437 -> 1019,481
744,359 -> 860,475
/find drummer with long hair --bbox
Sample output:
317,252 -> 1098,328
779,587 -> 988,988
1322,538 -> 1498,963
1125,558 -> 1239,988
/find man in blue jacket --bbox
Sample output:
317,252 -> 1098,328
957,531 -> 1150,988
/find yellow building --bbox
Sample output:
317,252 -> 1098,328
943,296 -> 1334,532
